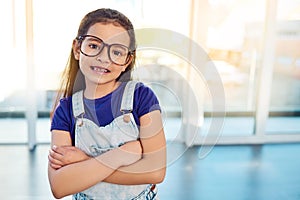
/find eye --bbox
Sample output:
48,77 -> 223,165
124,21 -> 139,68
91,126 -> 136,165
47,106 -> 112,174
111,45 -> 128,57
88,42 -> 100,49
112,50 -> 124,57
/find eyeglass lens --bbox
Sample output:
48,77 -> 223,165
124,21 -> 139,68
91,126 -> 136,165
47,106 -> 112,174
80,36 -> 130,65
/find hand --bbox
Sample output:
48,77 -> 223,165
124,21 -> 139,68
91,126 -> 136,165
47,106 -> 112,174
117,140 -> 142,166
48,145 -> 90,169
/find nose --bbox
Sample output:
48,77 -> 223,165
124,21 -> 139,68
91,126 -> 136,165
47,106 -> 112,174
96,45 -> 110,63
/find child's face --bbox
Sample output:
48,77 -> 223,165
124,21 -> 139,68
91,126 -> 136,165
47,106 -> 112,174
73,23 -> 131,86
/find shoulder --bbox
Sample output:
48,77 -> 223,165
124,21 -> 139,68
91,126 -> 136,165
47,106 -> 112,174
51,96 -> 74,132
58,96 -> 73,110
132,81 -> 159,104
134,82 -> 157,97
132,81 -> 161,117
52,96 -> 73,119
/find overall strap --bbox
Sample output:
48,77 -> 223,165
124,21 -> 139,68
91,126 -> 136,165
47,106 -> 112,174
120,81 -> 138,113
72,90 -> 85,118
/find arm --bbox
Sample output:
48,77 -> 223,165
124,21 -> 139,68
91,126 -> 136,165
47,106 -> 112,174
103,110 -> 167,185
48,130 -> 142,199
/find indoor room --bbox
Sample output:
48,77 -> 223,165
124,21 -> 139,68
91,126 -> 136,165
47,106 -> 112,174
1,0 -> 300,199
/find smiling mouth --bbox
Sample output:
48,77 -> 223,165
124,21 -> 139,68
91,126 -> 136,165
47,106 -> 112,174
90,66 -> 111,73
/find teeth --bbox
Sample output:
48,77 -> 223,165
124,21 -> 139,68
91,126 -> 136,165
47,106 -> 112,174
92,66 -> 108,73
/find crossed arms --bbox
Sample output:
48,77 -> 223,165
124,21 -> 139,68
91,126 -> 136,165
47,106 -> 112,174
48,110 -> 166,199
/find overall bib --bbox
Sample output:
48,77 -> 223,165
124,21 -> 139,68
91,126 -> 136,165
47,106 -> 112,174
71,81 -> 158,200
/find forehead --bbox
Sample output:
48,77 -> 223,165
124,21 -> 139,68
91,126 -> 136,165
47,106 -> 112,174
86,23 -> 130,46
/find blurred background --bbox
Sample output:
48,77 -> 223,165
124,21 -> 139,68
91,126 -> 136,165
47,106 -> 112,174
0,0 -> 299,145
0,0 -> 300,199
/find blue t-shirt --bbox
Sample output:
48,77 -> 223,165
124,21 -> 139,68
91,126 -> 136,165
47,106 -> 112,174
50,82 -> 160,145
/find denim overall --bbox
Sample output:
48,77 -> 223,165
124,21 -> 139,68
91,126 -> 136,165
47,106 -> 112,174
72,81 -> 158,200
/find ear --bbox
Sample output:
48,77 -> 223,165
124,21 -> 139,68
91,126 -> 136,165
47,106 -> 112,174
122,55 -> 133,72
72,39 -> 80,60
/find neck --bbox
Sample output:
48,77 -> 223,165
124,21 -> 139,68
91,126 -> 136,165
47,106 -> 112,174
84,81 -> 120,99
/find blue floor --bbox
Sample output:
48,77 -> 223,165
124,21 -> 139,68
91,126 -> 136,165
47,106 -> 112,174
1,143 -> 300,200
159,143 -> 300,200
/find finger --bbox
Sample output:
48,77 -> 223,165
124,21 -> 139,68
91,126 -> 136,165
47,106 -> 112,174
49,149 -> 63,159
49,162 -> 62,169
48,154 -> 63,166
49,158 -> 62,169
51,145 -> 66,155
53,145 -> 73,155
49,149 -> 64,163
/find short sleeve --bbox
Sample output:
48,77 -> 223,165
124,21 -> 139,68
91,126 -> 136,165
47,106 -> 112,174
50,97 -> 73,133
134,82 -> 161,118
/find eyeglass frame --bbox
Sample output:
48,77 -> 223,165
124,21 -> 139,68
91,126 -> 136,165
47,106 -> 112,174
76,34 -> 135,66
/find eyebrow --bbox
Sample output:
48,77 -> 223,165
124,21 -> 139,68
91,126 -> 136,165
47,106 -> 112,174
86,35 -> 129,47
85,37 -> 102,42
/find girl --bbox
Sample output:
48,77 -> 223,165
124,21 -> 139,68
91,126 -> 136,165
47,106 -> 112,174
48,8 -> 166,200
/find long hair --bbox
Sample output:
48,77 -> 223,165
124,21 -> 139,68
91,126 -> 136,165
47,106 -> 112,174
51,8 -> 136,118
